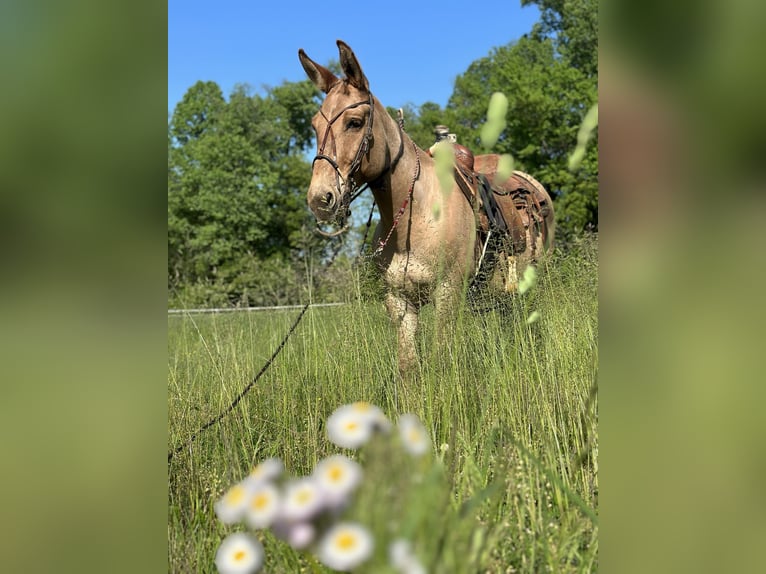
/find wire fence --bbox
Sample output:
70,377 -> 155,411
167,302 -> 346,315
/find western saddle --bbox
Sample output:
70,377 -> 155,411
428,125 -> 553,287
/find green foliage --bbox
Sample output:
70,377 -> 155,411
170,80 -> 226,145
524,0 -> 598,78
168,80 -> 328,305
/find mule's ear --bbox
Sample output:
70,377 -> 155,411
337,40 -> 369,92
298,48 -> 339,93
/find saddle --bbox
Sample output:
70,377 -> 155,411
446,145 -> 551,258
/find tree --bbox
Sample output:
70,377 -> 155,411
525,0 -> 598,79
169,80 -> 225,145
449,0 -> 598,239
168,79 -> 323,305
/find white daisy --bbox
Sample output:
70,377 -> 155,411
214,532 -> 264,574
313,454 -> 363,507
397,414 -> 431,456
280,477 -> 324,522
326,404 -> 373,449
390,538 -> 412,568
244,481 -> 281,530
349,401 -> 391,433
389,538 -> 427,574
243,457 -> 283,488
317,522 -> 374,572
214,481 -> 252,525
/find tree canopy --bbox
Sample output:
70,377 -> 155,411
168,79 -> 325,306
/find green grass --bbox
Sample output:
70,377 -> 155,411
168,235 -> 598,573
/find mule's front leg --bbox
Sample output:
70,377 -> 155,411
385,292 -> 419,379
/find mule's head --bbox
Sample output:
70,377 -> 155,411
299,40 -> 389,224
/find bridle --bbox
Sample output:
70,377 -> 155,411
310,89 -> 421,251
312,89 -> 375,236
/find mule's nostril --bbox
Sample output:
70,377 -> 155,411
309,190 -> 338,220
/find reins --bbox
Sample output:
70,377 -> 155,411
167,236 -> 348,464
168,99 -> 424,462
373,141 -> 420,256
171,91 -> 375,464
167,303 -> 311,463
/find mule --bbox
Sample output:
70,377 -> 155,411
299,40 -> 554,377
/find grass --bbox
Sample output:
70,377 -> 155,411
168,235 -> 598,573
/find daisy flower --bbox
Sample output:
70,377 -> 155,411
317,522 -> 374,572
389,538 -> 412,567
389,538 -> 427,574
214,532 -> 264,574
280,477 -> 324,523
349,401 -> 391,433
243,457 -> 283,488
313,454 -> 363,507
244,481 -> 281,530
214,481 -> 251,525
326,404 -> 374,449
397,414 -> 431,456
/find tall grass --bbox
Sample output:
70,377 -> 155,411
168,235 -> 598,573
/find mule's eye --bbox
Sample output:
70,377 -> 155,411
346,118 -> 363,130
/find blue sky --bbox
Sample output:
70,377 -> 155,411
169,0 -> 540,114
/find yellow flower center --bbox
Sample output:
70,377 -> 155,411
335,532 -> 357,551
233,550 -> 246,562
345,421 -> 359,431
226,485 -> 245,505
296,489 -> 312,504
329,465 -> 343,482
251,493 -> 269,510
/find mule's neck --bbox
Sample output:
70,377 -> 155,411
368,103 -> 434,229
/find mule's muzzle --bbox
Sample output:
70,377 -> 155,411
308,188 -> 341,222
